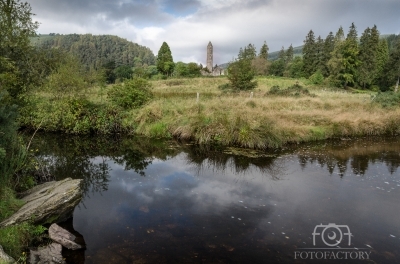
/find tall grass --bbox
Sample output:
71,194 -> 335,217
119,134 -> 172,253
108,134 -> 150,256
22,76 -> 400,149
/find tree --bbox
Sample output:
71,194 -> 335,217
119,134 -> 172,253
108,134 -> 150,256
315,36 -> 324,72
328,24 -> 360,88
357,26 -> 380,89
321,32 -> 335,77
302,30 -> 317,77
259,41 -> 269,60
285,44 -> 294,65
227,47 -> 257,90
239,43 -> 257,60
156,42 -> 174,76
375,39 -> 389,83
0,0 -> 39,100
379,40 -> 400,91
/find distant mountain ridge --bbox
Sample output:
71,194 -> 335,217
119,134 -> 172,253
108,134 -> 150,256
31,34 -> 156,69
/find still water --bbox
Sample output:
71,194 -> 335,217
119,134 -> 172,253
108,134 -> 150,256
32,135 -> 400,263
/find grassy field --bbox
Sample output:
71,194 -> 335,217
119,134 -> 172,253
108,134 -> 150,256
22,76 -> 400,149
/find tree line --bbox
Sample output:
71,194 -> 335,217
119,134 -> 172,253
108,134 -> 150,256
231,24 -> 399,91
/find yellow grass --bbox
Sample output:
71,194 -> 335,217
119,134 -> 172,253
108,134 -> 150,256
127,76 -> 400,148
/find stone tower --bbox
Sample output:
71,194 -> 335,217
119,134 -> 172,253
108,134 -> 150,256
206,41 -> 213,72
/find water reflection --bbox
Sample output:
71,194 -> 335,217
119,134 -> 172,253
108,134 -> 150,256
30,135 -> 400,263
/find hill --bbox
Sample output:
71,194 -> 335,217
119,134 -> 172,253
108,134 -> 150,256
31,34 -> 156,69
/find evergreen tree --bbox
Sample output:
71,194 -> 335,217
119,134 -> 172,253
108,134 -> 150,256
240,44 -> 257,60
321,32 -> 334,77
328,23 -> 360,88
156,42 -> 174,76
315,36 -> 324,72
259,41 -> 269,60
379,40 -> 400,91
285,44 -> 294,64
375,39 -> 389,83
358,26 -> 380,88
302,30 -> 317,77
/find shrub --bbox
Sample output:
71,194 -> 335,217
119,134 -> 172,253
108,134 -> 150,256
108,78 -> 153,109
268,84 -> 315,97
373,91 -> 400,108
309,70 -> 324,85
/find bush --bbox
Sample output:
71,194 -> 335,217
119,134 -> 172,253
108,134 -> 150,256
108,78 -> 153,109
268,84 -> 315,97
309,70 -> 324,85
373,91 -> 400,108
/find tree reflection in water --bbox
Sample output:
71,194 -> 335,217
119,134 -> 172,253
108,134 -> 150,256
30,134 -> 400,198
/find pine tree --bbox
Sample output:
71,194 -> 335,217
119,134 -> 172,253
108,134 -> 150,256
358,26 -> 380,88
321,32 -> 334,77
285,44 -> 294,64
302,30 -> 317,77
328,24 -> 360,88
379,40 -> 400,91
315,36 -> 324,72
259,41 -> 269,60
156,42 -> 174,76
375,39 -> 389,83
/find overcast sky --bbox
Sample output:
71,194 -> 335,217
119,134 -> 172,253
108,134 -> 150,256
29,0 -> 400,65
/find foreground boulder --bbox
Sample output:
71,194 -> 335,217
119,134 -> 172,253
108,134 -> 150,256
29,243 -> 65,264
0,245 -> 16,264
0,178 -> 83,227
49,223 -> 84,250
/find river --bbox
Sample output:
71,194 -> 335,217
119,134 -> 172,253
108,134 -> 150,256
31,135 -> 400,263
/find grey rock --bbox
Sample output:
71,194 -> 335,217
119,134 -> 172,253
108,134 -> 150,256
49,224 -> 82,250
29,243 -> 65,264
0,178 -> 82,227
0,245 -> 16,264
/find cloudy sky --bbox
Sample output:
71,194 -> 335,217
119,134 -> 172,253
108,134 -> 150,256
29,0 -> 400,65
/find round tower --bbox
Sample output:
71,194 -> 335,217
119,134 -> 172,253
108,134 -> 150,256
207,41 -> 213,72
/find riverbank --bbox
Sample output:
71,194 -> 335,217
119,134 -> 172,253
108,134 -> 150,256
20,76 -> 400,149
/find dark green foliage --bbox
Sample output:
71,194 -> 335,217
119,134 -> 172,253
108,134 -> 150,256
102,60 -> 117,84
268,84 -> 315,97
373,92 -> 400,108
108,78 -> 153,109
321,32 -> 335,77
378,40 -> 400,91
227,57 -> 257,91
0,222 -> 47,259
32,34 -> 155,70
285,44 -> 294,64
114,65 -> 133,81
19,97 -> 128,134
269,59 -> 285,76
358,25 -> 380,88
287,57 -> 304,78
309,70 -> 324,85
259,41 -> 269,60
0,0 -> 39,101
328,23 -> 360,88
302,30 -> 317,77
239,44 -> 257,60
156,42 -> 174,76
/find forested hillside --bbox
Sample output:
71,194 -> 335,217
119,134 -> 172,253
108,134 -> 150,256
31,34 -> 156,69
